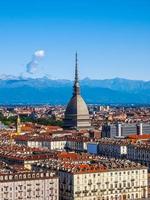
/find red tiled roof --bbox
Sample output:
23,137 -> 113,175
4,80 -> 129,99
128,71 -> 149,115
127,134 -> 150,139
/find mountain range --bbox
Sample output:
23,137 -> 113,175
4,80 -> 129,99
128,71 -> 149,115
0,76 -> 150,105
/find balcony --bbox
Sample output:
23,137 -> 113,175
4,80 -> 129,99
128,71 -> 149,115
101,189 -> 106,192
75,191 -> 81,194
4,192 -> 8,194
92,189 -> 98,193
83,190 -> 88,194
141,186 -> 146,188
134,186 -> 140,189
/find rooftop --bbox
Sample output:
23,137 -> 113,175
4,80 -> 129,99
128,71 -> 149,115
33,152 -> 146,174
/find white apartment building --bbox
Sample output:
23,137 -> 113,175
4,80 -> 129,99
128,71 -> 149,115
66,139 -> 88,152
51,140 -> 67,150
16,137 -> 67,150
98,143 -> 127,159
87,139 -> 128,159
88,140 -> 150,171
127,143 -> 150,169
0,171 -> 59,200
15,136 -> 90,152
59,163 -> 148,200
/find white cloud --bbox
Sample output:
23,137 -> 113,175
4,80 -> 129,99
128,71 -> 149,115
26,50 -> 45,74
34,50 -> 45,58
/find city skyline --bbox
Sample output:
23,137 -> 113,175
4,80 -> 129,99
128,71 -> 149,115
0,0 -> 150,80
0,1 -> 150,199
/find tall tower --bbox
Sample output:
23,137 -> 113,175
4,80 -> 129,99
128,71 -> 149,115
16,115 -> 21,135
64,53 -> 91,130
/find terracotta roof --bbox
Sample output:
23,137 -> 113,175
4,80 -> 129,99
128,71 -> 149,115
127,134 -> 150,139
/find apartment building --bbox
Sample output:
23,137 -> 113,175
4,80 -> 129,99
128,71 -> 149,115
59,162 -> 148,200
87,139 -> 128,159
34,151 -> 148,200
15,135 -> 90,152
0,171 -> 59,200
15,135 -> 67,150
102,123 -> 150,138
127,143 -> 150,169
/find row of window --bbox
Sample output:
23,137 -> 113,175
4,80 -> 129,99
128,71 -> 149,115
75,169 -> 145,180
0,172 -> 55,181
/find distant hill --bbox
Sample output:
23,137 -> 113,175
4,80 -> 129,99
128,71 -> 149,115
0,76 -> 150,105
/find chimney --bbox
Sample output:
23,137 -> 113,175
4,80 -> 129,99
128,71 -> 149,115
117,122 -> 122,137
137,123 -> 143,135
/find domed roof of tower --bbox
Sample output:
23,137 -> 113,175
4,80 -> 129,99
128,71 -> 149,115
65,94 -> 89,116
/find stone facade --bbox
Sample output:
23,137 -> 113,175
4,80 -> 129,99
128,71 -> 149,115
59,167 -> 148,200
0,172 -> 59,200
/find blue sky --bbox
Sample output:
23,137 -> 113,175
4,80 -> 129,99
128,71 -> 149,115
0,0 -> 150,80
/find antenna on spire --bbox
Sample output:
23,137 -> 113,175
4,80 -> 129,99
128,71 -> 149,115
73,52 -> 80,96
75,51 -> 78,83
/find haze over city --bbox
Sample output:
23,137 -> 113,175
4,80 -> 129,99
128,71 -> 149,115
0,0 -> 150,80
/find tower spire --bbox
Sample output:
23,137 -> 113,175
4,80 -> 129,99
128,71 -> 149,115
73,52 -> 80,96
63,53 -> 91,129
16,115 -> 21,135
75,52 -> 78,83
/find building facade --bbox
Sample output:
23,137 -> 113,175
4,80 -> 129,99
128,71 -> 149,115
0,171 -> 59,200
59,164 -> 148,200
127,143 -> 150,170
102,123 -> 150,138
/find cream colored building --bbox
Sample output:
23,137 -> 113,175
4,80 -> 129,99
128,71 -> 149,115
0,171 -> 59,200
127,143 -> 150,169
94,140 -> 150,170
66,138 -> 89,152
59,163 -> 148,200
97,139 -> 128,159
16,137 -> 67,150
